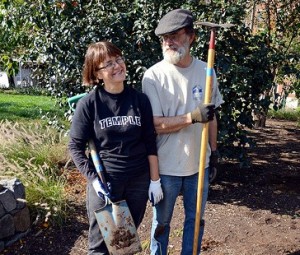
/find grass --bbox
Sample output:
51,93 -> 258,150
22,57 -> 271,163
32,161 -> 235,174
0,91 -> 70,226
268,107 -> 300,125
0,92 -> 64,121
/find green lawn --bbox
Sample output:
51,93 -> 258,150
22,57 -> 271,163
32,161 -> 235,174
0,93 -> 64,121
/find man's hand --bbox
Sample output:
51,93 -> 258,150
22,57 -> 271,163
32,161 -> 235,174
149,178 -> 163,206
210,150 -> 220,168
92,178 -> 111,203
191,103 -> 215,123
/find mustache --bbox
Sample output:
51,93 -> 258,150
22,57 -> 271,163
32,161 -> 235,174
163,46 -> 178,51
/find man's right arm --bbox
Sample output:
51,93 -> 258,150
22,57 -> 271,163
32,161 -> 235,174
153,114 -> 193,134
153,102 -> 215,134
142,72 -> 214,134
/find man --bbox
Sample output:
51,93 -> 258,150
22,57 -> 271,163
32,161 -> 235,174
142,8 -> 223,255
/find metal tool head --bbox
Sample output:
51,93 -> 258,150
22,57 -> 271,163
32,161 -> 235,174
95,200 -> 142,255
195,21 -> 235,29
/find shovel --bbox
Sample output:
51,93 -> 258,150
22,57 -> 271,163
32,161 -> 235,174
68,93 -> 142,254
94,201 -> 141,255
89,140 -> 142,255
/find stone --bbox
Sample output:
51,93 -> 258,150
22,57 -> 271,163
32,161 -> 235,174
16,198 -> 27,210
13,180 -> 26,200
0,203 -> 5,218
0,214 -> 15,239
4,229 -> 30,247
0,178 -> 25,199
0,189 -> 16,212
13,206 -> 31,232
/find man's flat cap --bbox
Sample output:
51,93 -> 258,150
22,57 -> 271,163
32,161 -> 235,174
155,9 -> 194,36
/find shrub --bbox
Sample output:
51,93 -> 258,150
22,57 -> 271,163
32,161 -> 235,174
3,0 -> 299,164
268,108 -> 300,122
0,120 -> 69,226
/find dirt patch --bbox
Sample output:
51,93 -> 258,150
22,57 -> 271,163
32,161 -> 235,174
2,118 -> 300,255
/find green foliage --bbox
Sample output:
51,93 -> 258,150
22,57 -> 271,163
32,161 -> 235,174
0,0 -> 33,76
268,108 -> 300,122
2,0 -> 300,163
188,2 -> 275,160
253,0 -> 300,109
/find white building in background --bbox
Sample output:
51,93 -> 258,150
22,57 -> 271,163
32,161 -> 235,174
276,84 -> 299,109
0,71 -> 9,88
13,67 -> 33,88
0,60 -> 34,88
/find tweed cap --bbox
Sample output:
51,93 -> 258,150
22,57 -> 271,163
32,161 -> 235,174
155,9 -> 194,36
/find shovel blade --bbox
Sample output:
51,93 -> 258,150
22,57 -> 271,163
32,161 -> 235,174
94,200 -> 142,255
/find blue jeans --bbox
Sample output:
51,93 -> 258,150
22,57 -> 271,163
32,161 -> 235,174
150,169 -> 209,255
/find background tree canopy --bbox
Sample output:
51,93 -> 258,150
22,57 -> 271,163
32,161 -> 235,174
1,0 -> 299,164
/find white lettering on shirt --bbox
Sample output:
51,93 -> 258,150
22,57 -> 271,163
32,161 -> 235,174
99,116 -> 141,129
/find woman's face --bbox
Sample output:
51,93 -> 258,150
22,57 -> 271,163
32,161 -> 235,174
97,55 -> 126,85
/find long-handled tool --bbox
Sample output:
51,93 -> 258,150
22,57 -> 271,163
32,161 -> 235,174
68,93 -> 142,255
90,140 -> 142,255
192,21 -> 234,255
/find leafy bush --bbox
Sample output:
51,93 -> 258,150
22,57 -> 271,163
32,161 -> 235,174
2,0 -> 300,164
13,0 -> 264,161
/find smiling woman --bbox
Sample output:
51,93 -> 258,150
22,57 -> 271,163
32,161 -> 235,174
0,92 -> 63,121
68,40 -> 162,255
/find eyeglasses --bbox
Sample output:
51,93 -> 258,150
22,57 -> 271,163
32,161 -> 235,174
98,56 -> 125,71
160,30 -> 186,43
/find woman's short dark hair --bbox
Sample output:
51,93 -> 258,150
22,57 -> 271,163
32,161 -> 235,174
82,41 -> 122,86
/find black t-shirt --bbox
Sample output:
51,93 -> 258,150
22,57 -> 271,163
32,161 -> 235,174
69,86 -> 157,181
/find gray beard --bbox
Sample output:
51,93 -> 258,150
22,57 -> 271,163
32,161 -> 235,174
163,46 -> 186,64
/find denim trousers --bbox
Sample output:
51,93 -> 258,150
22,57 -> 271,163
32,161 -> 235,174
150,168 -> 210,255
86,171 -> 149,255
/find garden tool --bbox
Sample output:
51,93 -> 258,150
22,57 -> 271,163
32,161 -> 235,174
192,21 -> 235,255
68,93 -> 142,255
67,92 -> 87,111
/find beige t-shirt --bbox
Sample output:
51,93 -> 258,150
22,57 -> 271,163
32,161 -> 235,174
142,58 -> 223,176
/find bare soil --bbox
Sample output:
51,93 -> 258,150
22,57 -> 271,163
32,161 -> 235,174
2,118 -> 300,255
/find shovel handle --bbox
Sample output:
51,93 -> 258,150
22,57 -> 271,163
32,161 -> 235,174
67,92 -> 88,111
67,93 -> 109,191
89,140 -> 109,191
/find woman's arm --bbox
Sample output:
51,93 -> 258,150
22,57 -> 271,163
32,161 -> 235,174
148,155 -> 160,181
68,137 -> 97,181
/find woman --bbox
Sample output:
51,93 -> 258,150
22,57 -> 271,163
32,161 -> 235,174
68,41 -> 163,254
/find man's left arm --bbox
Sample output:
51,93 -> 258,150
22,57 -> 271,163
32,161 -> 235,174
208,113 -> 220,178
209,115 -> 218,152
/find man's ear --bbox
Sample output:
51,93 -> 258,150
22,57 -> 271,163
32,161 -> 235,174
189,33 -> 196,45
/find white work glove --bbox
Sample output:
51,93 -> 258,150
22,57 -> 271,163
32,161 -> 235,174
92,178 -> 111,204
191,103 -> 215,123
148,178 -> 163,206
